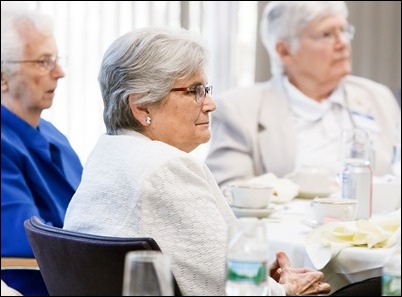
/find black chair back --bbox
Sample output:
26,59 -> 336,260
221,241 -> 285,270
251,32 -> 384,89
24,216 -> 181,296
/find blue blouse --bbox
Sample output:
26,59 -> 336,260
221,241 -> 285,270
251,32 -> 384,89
1,105 -> 83,295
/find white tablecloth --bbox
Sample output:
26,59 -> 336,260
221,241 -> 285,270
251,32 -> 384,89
262,199 -> 397,293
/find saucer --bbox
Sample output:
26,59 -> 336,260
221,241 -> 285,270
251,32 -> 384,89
301,218 -> 320,229
231,206 -> 275,219
297,190 -> 331,199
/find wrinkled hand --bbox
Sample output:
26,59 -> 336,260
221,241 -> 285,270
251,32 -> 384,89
270,251 -> 331,296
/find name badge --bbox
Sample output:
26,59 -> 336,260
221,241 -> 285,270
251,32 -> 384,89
351,111 -> 380,134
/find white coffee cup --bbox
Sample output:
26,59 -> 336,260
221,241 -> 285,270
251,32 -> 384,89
230,183 -> 273,209
311,197 -> 358,224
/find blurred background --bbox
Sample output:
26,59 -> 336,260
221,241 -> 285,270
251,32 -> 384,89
3,1 -> 400,163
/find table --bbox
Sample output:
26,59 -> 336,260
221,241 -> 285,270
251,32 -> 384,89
260,199 -> 396,293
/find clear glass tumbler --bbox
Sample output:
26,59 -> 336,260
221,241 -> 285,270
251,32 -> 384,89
122,250 -> 174,296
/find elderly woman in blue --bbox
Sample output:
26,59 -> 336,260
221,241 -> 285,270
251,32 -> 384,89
63,27 -> 330,296
1,5 -> 82,295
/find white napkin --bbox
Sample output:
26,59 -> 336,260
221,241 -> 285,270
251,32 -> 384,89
305,209 -> 401,269
243,173 -> 300,203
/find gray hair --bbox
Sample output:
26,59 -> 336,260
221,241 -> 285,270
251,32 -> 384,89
98,27 -> 209,135
260,1 -> 348,76
1,2 -> 54,74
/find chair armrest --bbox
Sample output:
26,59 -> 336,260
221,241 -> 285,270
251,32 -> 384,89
1,257 -> 39,270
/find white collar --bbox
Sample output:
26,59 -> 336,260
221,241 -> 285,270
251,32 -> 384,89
282,75 -> 345,121
116,129 -> 151,140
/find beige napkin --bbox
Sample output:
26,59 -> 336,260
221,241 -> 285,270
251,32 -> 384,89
305,209 -> 401,269
244,173 -> 300,203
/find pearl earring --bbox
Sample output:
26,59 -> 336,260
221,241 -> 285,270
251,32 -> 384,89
145,116 -> 151,124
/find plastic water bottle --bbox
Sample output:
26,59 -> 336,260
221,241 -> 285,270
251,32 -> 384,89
382,231 -> 401,296
225,218 -> 269,296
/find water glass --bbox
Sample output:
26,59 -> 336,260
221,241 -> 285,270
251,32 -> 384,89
339,128 -> 370,162
122,250 -> 174,296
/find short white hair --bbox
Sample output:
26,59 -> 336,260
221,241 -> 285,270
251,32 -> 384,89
260,1 -> 348,76
98,27 -> 209,135
1,2 -> 54,74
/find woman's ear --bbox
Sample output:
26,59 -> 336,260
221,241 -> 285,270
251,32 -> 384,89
276,41 -> 293,65
128,94 -> 150,126
1,72 -> 8,92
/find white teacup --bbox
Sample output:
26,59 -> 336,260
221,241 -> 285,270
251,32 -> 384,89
230,183 -> 273,209
311,197 -> 358,224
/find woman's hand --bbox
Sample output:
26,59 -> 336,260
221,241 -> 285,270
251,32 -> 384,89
270,251 -> 331,296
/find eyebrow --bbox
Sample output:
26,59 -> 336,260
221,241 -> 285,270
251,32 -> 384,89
172,79 -> 208,89
193,81 -> 208,86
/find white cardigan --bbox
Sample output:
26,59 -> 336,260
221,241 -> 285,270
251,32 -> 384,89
64,131 -> 285,296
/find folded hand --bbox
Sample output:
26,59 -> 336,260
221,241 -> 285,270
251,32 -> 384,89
270,251 -> 331,296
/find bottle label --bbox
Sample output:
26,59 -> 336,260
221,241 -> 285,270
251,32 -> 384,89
382,273 -> 401,296
226,260 -> 267,285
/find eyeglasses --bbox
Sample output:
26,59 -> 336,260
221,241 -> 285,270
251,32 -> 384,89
2,56 -> 63,73
170,84 -> 213,105
307,24 -> 355,44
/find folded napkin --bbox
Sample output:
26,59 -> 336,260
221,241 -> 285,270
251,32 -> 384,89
241,173 -> 300,203
305,209 -> 401,269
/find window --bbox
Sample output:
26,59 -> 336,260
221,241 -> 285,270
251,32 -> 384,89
9,1 -> 258,162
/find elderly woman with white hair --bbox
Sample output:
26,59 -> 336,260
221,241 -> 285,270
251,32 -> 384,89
1,3 -> 82,295
63,27 -> 330,296
206,1 -> 400,189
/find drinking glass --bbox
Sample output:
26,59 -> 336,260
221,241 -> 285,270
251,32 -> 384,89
122,251 -> 174,296
340,128 -> 370,161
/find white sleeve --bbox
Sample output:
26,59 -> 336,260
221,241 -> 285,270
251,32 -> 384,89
1,280 -> 23,296
268,277 -> 286,296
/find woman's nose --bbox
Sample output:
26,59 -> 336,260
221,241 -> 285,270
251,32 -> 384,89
202,94 -> 216,112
